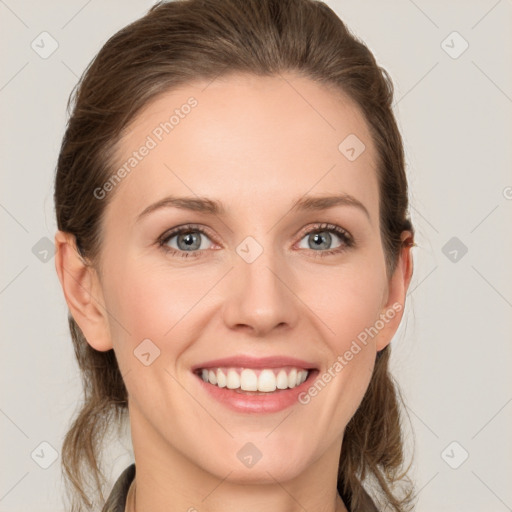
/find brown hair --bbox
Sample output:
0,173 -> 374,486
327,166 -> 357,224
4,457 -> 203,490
54,0 -> 416,510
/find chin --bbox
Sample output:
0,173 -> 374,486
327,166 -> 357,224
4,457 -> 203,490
190,443 -> 313,485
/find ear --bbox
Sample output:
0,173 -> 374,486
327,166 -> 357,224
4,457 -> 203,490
54,230 -> 113,352
375,231 -> 414,351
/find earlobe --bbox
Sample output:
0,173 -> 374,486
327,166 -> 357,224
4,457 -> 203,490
54,230 -> 113,352
375,231 -> 415,352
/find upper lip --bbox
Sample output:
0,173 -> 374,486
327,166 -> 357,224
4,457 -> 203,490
191,355 -> 318,372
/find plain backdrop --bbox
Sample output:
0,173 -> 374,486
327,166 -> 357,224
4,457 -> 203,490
1,1 -> 511,511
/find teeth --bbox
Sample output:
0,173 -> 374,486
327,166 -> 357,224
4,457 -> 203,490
240,369 -> 258,391
226,369 -> 240,389
288,368 -> 297,388
276,370 -> 288,389
199,367 -> 309,392
208,369 -> 217,385
216,369 -> 227,388
258,369 -> 276,392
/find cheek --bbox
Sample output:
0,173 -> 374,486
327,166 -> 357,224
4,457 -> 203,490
306,261 -> 388,351
299,260 -> 386,419
104,260 -> 210,343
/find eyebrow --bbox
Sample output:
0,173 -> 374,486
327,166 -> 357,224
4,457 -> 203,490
136,193 -> 371,223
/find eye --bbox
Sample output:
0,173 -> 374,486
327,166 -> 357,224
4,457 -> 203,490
158,224 -> 216,258
296,223 -> 354,257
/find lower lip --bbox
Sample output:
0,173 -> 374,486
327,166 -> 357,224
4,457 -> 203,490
193,370 -> 318,414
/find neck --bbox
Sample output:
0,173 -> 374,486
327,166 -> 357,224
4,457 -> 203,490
126,479 -> 347,512
126,405 -> 349,512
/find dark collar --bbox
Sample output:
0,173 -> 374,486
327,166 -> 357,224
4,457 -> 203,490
102,463 -> 135,512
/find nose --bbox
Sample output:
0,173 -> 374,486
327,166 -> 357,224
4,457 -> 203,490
221,244 -> 299,337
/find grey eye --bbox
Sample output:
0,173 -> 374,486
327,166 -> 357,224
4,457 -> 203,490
164,230 -> 213,252
298,230 -> 344,251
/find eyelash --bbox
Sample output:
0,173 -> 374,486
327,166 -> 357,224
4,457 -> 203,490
157,222 -> 354,259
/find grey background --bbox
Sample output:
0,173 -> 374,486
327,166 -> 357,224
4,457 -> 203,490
1,0 -> 511,510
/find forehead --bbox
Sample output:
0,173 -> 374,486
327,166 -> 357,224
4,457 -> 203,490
104,72 -> 379,226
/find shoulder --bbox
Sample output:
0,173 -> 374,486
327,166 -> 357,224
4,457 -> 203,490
102,463 -> 136,512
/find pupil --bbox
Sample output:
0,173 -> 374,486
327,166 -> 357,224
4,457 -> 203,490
311,232 -> 330,249
180,232 -> 199,250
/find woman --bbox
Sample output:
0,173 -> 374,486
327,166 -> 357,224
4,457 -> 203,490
53,0 -> 416,511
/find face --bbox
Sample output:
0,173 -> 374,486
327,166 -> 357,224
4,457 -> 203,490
67,72 -> 410,485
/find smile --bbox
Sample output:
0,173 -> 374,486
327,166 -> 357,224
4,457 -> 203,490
191,355 -> 318,413
196,366 -> 309,393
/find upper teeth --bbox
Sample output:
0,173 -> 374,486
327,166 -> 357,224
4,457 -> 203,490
200,367 -> 309,392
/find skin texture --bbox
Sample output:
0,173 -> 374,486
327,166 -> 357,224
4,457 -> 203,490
55,72 -> 413,512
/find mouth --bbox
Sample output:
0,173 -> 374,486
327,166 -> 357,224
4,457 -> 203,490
194,366 -> 312,394
191,356 -> 318,413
